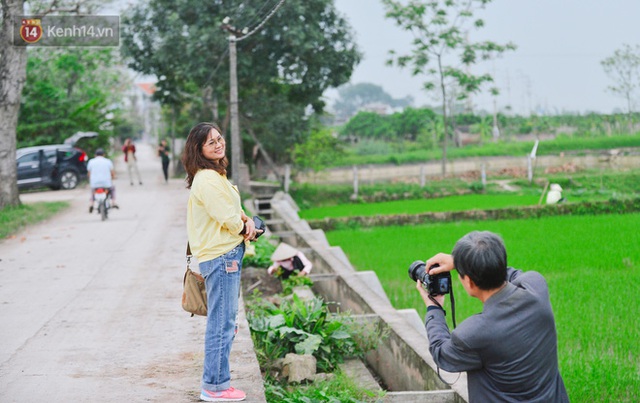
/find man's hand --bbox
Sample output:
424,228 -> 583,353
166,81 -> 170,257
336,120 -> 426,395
416,280 -> 445,307
425,253 -> 454,276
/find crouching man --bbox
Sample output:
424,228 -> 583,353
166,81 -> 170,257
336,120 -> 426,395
417,231 -> 569,402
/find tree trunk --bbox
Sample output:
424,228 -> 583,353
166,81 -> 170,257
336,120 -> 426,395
0,0 -> 27,209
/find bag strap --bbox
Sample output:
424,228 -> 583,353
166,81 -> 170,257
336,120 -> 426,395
186,242 -> 192,269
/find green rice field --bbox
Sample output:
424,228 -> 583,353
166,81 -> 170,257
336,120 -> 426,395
324,213 -> 640,402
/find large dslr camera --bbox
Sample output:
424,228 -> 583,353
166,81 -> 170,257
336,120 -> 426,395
408,261 -> 451,296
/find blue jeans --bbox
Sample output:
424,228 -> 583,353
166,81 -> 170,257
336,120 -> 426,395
199,242 -> 245,391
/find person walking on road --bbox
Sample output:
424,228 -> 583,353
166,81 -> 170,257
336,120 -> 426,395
183,122 -> 261,402
158,139 -> 171,183
122,138 -> 143,186
87,148 -> 118,211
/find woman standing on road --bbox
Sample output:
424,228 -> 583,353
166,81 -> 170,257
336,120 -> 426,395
182,122 -> 259,402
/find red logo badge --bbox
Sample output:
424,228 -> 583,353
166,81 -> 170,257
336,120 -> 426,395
20,18 -> 43,44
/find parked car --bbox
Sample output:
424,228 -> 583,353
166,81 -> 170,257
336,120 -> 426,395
16,144 -> 88,190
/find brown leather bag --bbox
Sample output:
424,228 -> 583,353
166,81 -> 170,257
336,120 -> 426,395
182,243 -> 207,317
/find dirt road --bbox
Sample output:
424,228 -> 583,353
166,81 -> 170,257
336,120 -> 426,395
0,143 -> 265,402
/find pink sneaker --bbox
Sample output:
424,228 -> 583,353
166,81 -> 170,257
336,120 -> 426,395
200,387 -> 246,402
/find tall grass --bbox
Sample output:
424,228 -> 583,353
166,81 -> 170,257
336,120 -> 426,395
325,214 -> 640,402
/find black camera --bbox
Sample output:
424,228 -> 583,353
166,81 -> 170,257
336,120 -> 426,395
252,216 -> 266,239
408,261 -> 451,296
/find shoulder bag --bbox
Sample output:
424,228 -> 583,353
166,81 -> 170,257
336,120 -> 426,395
182,243 -> 207,317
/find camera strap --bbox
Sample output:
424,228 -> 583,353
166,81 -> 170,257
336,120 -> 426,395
428,290 -> 456,329
449,287 -> 456,329
430,288 -> 460,386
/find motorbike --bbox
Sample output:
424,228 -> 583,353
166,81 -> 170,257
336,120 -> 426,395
93,187 -> 112,221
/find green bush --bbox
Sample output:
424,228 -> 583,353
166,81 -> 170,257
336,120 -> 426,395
248,294 -> 359,373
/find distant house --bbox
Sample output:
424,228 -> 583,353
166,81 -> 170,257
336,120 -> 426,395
360,102 -> 391,115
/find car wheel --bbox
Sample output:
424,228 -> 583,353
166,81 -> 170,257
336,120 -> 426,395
59,170 -> 79,190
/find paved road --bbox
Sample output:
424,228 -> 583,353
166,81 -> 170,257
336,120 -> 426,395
0,143 -> 265,402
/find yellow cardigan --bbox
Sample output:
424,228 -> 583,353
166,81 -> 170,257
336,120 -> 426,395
187,169 -> 244,263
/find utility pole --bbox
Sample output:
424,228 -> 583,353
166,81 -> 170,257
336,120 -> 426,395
220,1 -> 286,190
227,34 -> 242,188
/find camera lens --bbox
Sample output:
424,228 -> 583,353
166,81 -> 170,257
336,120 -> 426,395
408,260 -> 427,283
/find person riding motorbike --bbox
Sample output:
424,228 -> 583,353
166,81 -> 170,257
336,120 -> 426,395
87,148 -> 119,212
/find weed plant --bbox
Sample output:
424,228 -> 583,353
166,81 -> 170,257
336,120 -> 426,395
265,369 -> 385,403
325,213 -> 640,402
247,292 -> 369,373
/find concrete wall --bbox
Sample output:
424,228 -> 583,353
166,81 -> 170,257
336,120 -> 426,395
268,192 -> 468,402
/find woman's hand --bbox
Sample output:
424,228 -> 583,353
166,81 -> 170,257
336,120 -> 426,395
242,217 -> 257,241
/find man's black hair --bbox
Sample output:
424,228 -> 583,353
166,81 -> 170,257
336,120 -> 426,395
452,231 -> 507,290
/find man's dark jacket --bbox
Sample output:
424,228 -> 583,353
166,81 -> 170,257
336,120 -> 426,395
426,268 -> 569,402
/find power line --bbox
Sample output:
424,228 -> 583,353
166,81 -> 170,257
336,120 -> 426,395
236,0 -> 285,42
236,0 -> 280,35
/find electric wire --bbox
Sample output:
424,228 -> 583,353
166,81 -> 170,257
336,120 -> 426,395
236,0 -> 285,42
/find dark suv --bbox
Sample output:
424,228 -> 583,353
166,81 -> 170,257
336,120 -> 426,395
16,144 -> 88,190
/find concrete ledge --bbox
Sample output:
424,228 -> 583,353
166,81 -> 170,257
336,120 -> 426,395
269,192 -> 469,402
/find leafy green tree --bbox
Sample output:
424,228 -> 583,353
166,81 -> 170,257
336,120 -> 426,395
18,48 -> 125,148
601,44 -> 640,129
390,107 -> 436,140
332,82 -> 413,119
340,111 -> 393,141
382,0 -> 515,174
121,0 -> 360,165
292,127 -> 344,173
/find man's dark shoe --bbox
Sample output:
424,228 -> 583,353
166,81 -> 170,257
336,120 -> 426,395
112,204 -> 119,209
89,206 -> 93,213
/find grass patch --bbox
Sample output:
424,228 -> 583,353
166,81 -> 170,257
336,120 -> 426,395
325,213 -> 640,402
0,202 -> 70,239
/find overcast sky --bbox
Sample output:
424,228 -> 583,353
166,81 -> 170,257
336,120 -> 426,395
328,0 -> 640,115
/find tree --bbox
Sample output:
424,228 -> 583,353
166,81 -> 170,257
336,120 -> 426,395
340,111 -> 393,141
382,0 -> 515,174
0,0 -> 27,208
601,44 -> 640,129
292,127 -> 344,173
390,107 -> 435,140
18,48 -> 125,148
121,0 -> 361,166
0,0 -> 104,209
332,82 -> 413,119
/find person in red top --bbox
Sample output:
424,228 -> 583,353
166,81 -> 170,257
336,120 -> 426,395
122,138 -> 143,186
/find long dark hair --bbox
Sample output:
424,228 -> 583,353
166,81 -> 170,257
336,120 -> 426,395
182,122 -> 228,188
